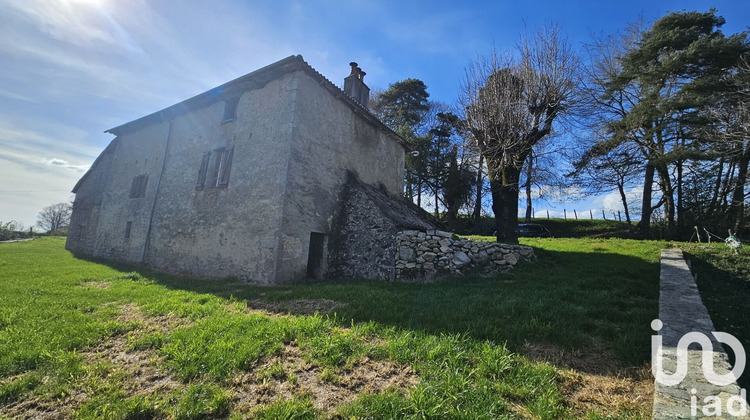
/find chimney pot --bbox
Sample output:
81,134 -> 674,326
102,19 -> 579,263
344,61 -> 370,109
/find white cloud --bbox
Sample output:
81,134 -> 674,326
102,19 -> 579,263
0,155 -> 77,228
528,184 -> 585,202
597,186 -> 643,214
0,89 -> 37,103
46,158 -> 89,173
5,1 -> 117,47
0,116 -> 100,163
0,116 -> 96,226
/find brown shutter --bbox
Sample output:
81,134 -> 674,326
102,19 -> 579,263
197,151 -> 211,189
218,146 -> 233,187
209,149 -> 223,188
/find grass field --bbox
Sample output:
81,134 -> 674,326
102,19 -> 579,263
0,236 -> 667,418
683,243 -> 750,392
455,217 -> 631,238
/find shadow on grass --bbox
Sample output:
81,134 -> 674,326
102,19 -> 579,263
74,244 -> 661,374
684,249 -> 750,392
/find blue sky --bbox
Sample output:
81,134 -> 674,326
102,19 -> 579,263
1,0 -> 748,228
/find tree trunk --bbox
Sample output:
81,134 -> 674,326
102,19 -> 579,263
635,163 -> 655,236
707,158 -> 724,217
617,182 -> 632,224
473,155 -> 484,220
434,185 -> 440,220
719,161 -> 737,213
655,165 -> 676,236
524,154 -> 533,222
489,165 -> 521,244
729,141 -> 750,235
416,180 -> 421,208
676,159 -> 683,234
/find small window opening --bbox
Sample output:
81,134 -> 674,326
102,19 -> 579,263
306,232 -> 327,280
129,174 -> 148,198
196,146 -> 233,189
125,221 -> 132,238
209,146 -> 234,188
222,97 -> 239,123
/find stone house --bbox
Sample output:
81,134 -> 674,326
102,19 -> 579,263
67,55 -> 437,283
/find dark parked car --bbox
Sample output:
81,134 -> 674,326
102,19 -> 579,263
518,223 -> 551,238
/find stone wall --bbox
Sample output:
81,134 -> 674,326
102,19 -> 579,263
274,68 -> 407,282
328,173 -> 439,281
395,230 -> 534,280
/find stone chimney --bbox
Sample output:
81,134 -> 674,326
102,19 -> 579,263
343,62 -> 370,108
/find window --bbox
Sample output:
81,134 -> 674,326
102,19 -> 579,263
196,146 -> 234,189
222,97 -> 239,123
124,221 -> 132,238
129,174 -> 148,198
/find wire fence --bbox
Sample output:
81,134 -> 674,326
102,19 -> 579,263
529,208 -> 628,221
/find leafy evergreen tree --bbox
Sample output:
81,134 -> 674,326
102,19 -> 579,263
587,10 -> 749,237
372,79 -> 431,204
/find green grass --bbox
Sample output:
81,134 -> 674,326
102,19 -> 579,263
683,243 -> 750,392
529,218 -> 631,238
0,236 -> 665,418
455,216 -> 631,238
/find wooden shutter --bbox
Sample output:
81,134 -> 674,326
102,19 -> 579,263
129,174 -> 148,198
218,146 -> 233,187
197,151 -> 211,189
209,148 -> 223,188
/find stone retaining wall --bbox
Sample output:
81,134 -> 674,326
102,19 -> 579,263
395,229 -> 534,280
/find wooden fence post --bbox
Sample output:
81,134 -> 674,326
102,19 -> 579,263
573,209 -> 578,220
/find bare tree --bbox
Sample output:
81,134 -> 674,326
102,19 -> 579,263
570,134 -> 642,224
461,26 -> 579,243
36,202 -> 72,233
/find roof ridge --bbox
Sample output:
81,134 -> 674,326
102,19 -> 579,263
104,54 -> 407,150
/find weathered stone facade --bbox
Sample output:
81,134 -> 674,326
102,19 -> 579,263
67,55 -> 409,284
67,55 -> 536,284
328,173 -> 439,281
395,230 -> 534,280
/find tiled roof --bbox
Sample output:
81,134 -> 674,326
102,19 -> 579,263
105,55 -> 407,149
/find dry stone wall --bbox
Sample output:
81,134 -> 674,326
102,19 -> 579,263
395,229 -> 534,280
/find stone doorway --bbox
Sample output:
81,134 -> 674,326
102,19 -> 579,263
306,232 -> 327,279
